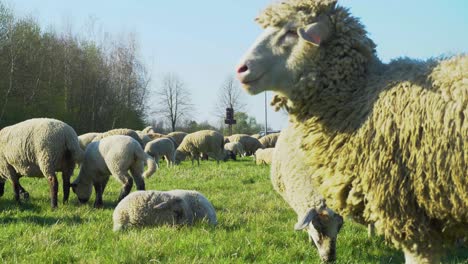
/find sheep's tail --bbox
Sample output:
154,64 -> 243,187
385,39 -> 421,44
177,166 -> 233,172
65,129 -> 85,163
135,148 -> 157,178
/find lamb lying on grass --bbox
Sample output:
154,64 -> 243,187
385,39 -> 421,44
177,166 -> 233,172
113,189 -> 217,231
71,135 -> 156,208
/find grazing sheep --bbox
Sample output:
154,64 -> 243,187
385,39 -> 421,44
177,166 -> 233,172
71,135 -> 156,208
113,189 -> 217,231
228,134 -> 264,156
78,132 -> 101,150
0,118 -> 84,208
166,131 -> 188,148
136,131 -> 152,147
224,142 -> 245,160
259,133 -> 280,148
237,0 -> 467,262
142,126 -> 155,134
144,138 -> 176,167
92,128 -> 144,148
254,148 -> 275,165
175,130 -> 224,166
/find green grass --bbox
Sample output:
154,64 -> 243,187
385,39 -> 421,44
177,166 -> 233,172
0,157 -> 466,263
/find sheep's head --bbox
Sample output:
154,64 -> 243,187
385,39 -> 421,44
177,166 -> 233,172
71,178 -> 92,204
174,150 -> 187,165
153,197 -> 194,225
295,207 -> 344,262
237,0 -> 376,117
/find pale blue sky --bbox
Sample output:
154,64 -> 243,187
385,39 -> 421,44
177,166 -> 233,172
9,0 -> 468,130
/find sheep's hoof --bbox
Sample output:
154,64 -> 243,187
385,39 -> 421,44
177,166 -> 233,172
94,202 -> 104,209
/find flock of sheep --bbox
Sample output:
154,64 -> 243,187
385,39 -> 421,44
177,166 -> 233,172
0,118 -> 277,232
236,0 -> 467,263
1,0 -> 466,263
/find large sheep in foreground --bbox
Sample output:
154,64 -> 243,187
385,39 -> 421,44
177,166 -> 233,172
78,132 -> 101,150
259,133 -> 280,148
227,134 -> 263,156
71,135 -> 156,208
254,148 -> 275,165
175,130 -> 224,165
113,189 -> 217,231
144,138 -> 176,167
0,118 -> 84,208
92,128 -> 144,148
237,0 -> 467,262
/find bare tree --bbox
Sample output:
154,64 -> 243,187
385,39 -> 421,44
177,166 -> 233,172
214,75 -> 246,118
154,73 -> 194,132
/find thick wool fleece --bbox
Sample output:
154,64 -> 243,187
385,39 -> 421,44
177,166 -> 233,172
92,128 -> 144,148
259,0 -> 467,254
224,142 -> 245,156
259,133 -> 280,148
0,118 -> 83,178
255,148 -> 275,165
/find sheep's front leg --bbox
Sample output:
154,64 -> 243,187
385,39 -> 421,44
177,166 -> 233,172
93,182 -> 104,208
10,175 -> 21,203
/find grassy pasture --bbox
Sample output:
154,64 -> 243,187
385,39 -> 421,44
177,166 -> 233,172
0,157 -> 466,263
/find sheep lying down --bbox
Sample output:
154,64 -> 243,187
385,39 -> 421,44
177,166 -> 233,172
113,190 -> 217,231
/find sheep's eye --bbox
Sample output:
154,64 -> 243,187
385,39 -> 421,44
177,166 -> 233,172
282,30 -> 298,45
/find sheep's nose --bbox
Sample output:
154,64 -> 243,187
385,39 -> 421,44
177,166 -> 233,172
237,64 -> 248,74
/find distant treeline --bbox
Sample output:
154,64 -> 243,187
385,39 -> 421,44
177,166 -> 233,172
0,2 -> 149,133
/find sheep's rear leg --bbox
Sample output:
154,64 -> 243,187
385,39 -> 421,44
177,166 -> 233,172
115,172 -> 133,202
61,159 -> 75,203
130,164 -> 145,191
0,180 -> 4,197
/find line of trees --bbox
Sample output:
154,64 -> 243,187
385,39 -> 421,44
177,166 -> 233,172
0,3 -> 149,133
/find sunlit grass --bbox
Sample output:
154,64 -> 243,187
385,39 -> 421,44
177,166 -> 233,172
0,157 -> 466,263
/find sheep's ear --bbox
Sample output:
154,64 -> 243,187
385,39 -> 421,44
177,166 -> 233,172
298,15 -> 332,46
295,208 -> 333,231
154,201 -> 170,210
295,208 -> 319,230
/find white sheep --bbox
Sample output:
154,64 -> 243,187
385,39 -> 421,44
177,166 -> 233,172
175,130 -> 224,165
142,126 -> 156,134
166,131 -> 188,148
92,128 -> 144,148
238,0 -> 467,262
227,134 -> 263,156
112,189 -> 217,231
0,118 -> 84,208
224,142 -> 245,160
254,148 -> 275,165
144,138 -> 176,167
78,132 -> 101,150
259,133 -> 280,148
71,135 -> 156,208
136,131 -> 152,148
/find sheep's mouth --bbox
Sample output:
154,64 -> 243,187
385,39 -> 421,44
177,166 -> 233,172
240,73 -> 266,94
